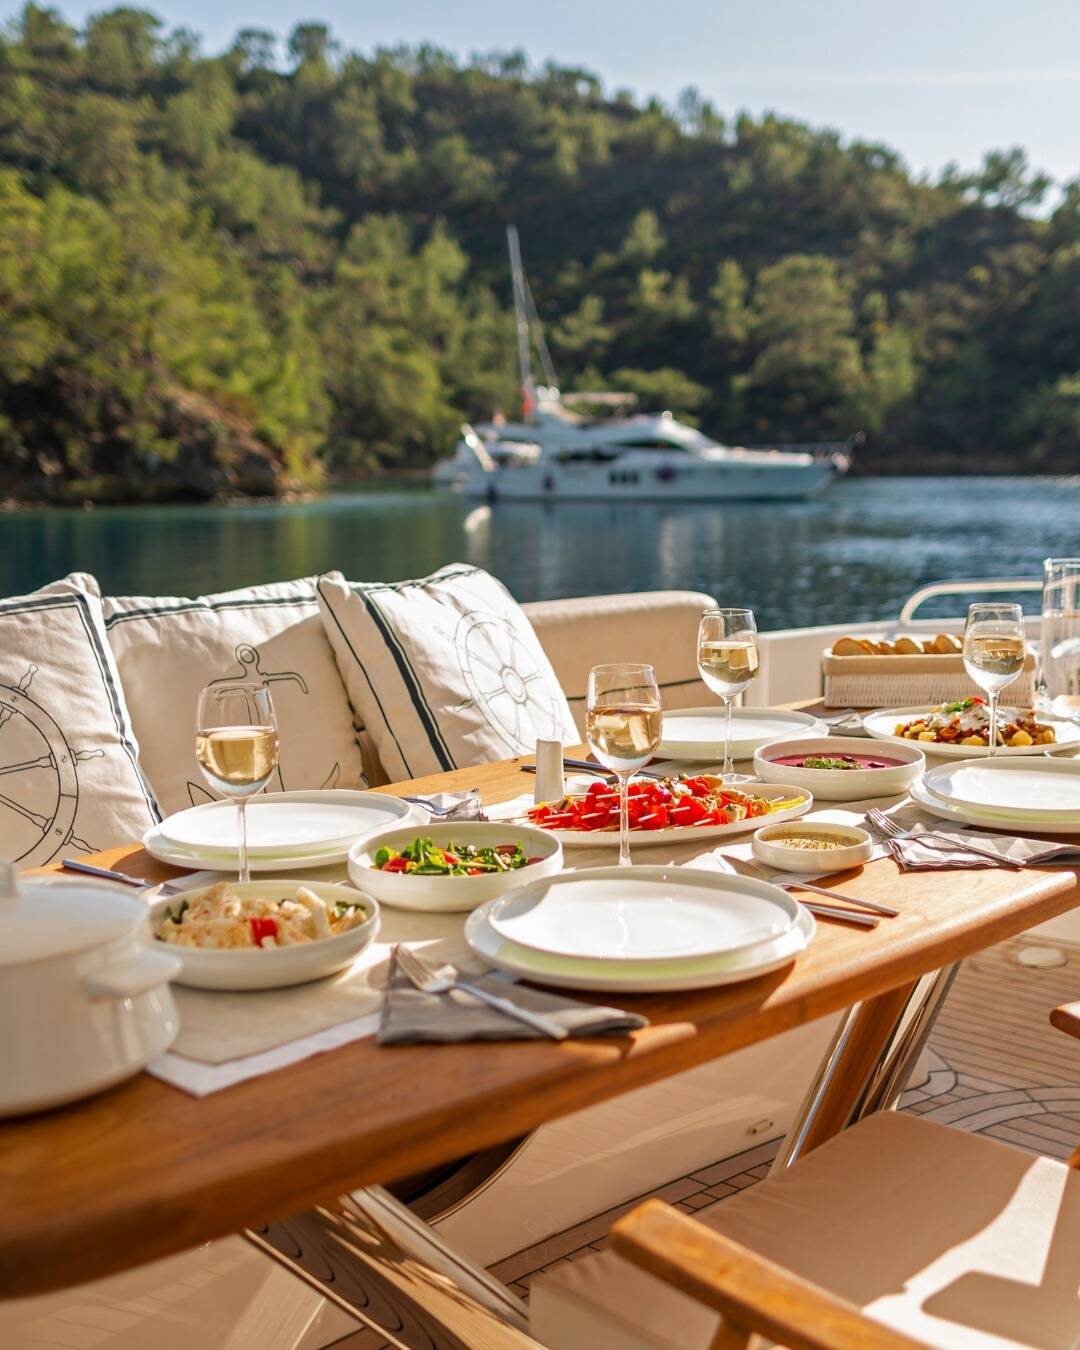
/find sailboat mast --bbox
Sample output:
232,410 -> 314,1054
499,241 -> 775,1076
506,225 -> 536,420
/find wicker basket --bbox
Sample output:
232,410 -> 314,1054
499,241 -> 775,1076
822,647 -> 1038,710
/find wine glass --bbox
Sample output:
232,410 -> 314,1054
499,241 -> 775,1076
962,603 -> 1025,756
195,683 -> 279,884
697,608 -> 760,783
586,664 -> 662,868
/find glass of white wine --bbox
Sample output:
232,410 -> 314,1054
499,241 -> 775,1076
962,603 -> 1025,757
697,608 -> 760,783
586,663 -> 662,868
195,682 -> 279,883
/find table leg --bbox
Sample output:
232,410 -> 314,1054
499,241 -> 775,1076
244,1185 -> 540,1349
771,962 -> 960,1173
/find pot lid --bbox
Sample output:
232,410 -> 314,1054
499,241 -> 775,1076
0,864 -> 150,966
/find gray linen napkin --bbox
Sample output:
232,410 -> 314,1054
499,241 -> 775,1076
403,789 -> 487,821
377,948 -> 649,1044
887,823 -> 1080,872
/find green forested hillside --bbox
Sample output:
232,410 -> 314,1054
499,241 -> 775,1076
1,6 -> 1079,501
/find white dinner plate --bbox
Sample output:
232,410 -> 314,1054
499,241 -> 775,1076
158,791 -> 420,857
862,707 -> 1080,758
485,867 -> 798,963
143,826 -> 362,872
488,783 -> 812,849
922,758 -> 1080,821
465,888 -> 815,993
657,707 -> 828,761
909,778 -> 1080,833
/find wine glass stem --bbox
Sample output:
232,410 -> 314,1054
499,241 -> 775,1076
237,796 -> 250,885
722,696 -> 735,779
988,691 -> 999,757
618,771 -> 632,867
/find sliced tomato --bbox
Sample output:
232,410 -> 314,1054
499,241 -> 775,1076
637,807 -> 669,830
250,917 -> 278,945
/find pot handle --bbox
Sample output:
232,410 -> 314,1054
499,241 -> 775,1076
83,949 -> 183,1002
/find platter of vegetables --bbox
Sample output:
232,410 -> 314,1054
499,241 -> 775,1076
373,836 -> 541,877
520,774 -> 811,847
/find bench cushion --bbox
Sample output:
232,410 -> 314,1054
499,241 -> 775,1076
0,576 -> 159,866
317,566 -> 578,783
102,576 -> 368,815
531,1111 -> 1080,1349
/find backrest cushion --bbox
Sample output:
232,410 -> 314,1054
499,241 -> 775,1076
317,565 -> 578,783
0,576 -> 160,867
102,575 -> 367,816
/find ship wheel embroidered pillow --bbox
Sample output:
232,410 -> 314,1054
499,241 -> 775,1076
101,576 -> 368,815
0,578 -> 159,867
317,565 -> 578,782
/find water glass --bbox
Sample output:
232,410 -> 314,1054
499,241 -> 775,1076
962,603 -> 1025,756
195,683 -> 279,883
696,608 -> 760,782
1040,558 -> 1080,720
586,664 -> 662,867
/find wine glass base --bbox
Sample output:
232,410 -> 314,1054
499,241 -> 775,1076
723,771 -> 756,784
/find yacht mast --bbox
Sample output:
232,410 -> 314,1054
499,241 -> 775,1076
506,225 -> 558,419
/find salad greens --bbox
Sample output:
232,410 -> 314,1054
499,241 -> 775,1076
802,755 -> 862,771
373,835 -> 535,876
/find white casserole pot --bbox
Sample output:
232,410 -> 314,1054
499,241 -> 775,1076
0,863 -> 182,1117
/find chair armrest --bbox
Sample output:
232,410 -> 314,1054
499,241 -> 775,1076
1050,1002 -> 1080,1042
610,1200 -> 923,1350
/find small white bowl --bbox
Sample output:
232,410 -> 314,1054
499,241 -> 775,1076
150,880 -> 379,991
753,736 -> 924,801
752,822 -> 874,874
348,821 -> 563,913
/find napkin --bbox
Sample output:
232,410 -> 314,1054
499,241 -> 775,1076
377,949 -> 649,1044
404,789 -> 487,821
885,823 -> 1080,871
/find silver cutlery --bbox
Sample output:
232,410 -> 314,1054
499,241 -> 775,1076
865,807 -> 1026,869
394,945 -> 569,1040
522,758 -> 666,783
401,792 -> 486,818
797,901 -> 878,929
777,880 -> 898,917
61,858 -> 187,895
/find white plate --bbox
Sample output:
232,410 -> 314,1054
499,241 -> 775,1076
490,783 -> 812,849
922,758 -> 1080,820
753,737 -> 924,801
862,707 -> 1080,758
347,822 -> 564,913
144,826 -> 357,873
484,868 -> 798,963
158,791 -> 420,857
657,707 -> 828,761
465,886 -> 815,993
909,778 -> 1080,833
149,881 -> 379,990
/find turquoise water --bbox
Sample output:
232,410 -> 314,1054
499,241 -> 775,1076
4,476 -> 1077,629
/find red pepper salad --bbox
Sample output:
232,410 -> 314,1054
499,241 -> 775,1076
527,774 -> 797,833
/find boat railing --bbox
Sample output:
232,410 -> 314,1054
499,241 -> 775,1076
898,577 -> 1042,624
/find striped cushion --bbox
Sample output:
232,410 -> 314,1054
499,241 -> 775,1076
317,566 -> 578,783
0,576 -> 159,867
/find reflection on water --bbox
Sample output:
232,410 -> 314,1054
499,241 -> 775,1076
4,477 -> 1077,630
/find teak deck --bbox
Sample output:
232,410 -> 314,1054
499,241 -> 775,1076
4,749 -> 1078,1299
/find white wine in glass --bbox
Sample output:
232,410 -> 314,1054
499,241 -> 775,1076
697,609 -> 759,782
962,603 -> 1025,756
586,664 -> 662,867
195,683 -> 279,883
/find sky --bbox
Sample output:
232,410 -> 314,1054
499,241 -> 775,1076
25,0 -> 1080,188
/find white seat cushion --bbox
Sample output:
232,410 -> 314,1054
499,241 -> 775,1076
531,1111 -> 1080,1350
0,576 -> 159,866
317,566 -> 579,783
102,575 -> 368,815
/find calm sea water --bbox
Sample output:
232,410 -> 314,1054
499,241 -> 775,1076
5,477 -> 1077,629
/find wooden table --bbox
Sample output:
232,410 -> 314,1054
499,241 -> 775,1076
4,751 -> 1079,1317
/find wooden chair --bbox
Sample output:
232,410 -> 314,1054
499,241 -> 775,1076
529,1001 -> 1080,1350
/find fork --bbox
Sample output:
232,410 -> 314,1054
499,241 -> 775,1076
864,808 -> 1026,869
394,945 -> 569,1040
61,858 -> 188,894
401,792 -> 486,818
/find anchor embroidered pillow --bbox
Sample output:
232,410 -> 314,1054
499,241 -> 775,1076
0,576 -> 159,868
316,565 -> 578,783
101,576 -> 369,816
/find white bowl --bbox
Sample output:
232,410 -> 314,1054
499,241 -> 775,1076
149,880 -> 379,991
753,736 -> 924,801
348,821 -> 564,913
752,822 -> 874,874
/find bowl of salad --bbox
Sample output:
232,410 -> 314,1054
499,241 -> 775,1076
348,822 -> 563,912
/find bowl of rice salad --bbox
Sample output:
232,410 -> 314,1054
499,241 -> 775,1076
150,879 -> 379,990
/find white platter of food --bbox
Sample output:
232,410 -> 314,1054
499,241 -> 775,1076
656,707 -> 828,761
862,699 -> 1078,758
150,879 -> 379,990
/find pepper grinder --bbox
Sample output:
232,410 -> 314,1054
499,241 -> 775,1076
533,739 -> 564,804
